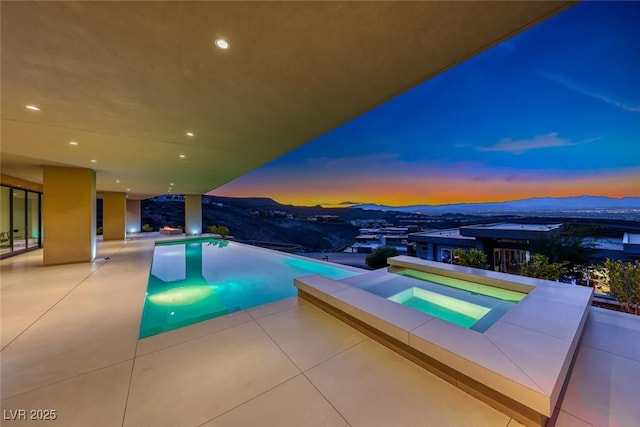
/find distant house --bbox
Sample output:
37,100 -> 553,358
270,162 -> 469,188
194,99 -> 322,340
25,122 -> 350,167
151,194 -> 185,202
623,232 -> 640,256
308,215 -> 341,222
346,226 -> 411,254
584,232 -> 640,262
409,223 -> 563,273
410,223 -> 640,271
348,218 -> 389,228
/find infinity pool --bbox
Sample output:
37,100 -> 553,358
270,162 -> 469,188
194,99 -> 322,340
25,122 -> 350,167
140,238 -> 361,338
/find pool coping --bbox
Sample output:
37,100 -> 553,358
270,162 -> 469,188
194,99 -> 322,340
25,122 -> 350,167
294,255 -> 593,427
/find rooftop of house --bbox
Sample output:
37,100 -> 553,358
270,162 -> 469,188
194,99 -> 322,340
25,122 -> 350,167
624,232 -> 640,245
461,223 -> 564,233
410,228 -> 477,240
2,235 -> 638,426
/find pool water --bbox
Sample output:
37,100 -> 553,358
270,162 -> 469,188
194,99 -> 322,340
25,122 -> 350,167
346,268 -> 527,332
389,287 -> 490,328
140,238 -> 360,338
395,269 -> 526,303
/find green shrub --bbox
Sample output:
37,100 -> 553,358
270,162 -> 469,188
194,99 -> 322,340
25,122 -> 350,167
142,224 -> 153,232
96,226 -> 103,235
452,248 -> 488,269
601,259 -> 640,315
366,246 -> 399,269
520,254 -> 568,281
207,225 -> 229,237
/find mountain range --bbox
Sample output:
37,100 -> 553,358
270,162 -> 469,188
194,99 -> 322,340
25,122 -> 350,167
350,196 -> 640,214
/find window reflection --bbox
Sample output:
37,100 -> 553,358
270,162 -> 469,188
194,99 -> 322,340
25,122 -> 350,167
0,185 -> 42,257
0,187 -> 10,255
12,189 -> 26,252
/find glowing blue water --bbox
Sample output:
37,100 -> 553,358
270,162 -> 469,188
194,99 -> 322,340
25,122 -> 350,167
140,239 -> 359,338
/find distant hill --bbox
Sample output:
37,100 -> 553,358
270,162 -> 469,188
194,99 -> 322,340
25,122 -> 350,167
133,195 -> 640,251
141,196 -> 381,251
204,195 -> 393,221
350,196 -> 640,214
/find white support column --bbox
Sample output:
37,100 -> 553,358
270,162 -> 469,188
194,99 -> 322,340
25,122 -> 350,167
43,166 -> 96,264
126,199 -> 141,234
103,191 -> 126,241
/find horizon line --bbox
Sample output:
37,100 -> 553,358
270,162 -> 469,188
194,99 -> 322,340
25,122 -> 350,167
203,193 -> 640,208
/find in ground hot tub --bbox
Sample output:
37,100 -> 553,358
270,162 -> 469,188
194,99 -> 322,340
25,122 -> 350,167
295,255 -> 592,427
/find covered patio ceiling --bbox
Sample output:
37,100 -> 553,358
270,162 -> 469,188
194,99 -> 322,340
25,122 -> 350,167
1,1 -> 573,199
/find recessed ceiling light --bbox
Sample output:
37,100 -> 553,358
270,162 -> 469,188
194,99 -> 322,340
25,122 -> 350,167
214,39 -> 230,50
69,141 -> 78,146
116,180 -> 120,183
186,132 -> 195,137
90,159 -> 97,163
170,183 -> 174,186
179,154 -> 186,158
126,188 -> 130,191
25,105 -> 40,111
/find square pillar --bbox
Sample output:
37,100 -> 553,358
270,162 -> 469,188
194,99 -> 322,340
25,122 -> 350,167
43,166 -> 96,264
126,199 -> 141,234
103,191 -> 126,240
185,194 -> 202,235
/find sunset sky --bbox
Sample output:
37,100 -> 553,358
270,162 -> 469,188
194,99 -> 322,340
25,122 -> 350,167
211,2 -> 640,207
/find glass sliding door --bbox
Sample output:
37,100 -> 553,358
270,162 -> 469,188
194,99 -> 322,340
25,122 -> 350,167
1,187 -> 10,255
0,185 -> 42,258
11,189 -> 27,252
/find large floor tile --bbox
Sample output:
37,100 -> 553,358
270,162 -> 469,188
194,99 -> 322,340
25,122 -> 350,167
552,411 -> 595,427
123,321 -> 300,427
1,310 -> 46,349
1,267 -> 96,317
19,288 -> 144,341
0,256 -> 97,291
581,307 -> 640,362
256,303 -> 367,371
247,296 -> 307,319
137,310 -> 253,356
306,339 -> 510,427
559,346 -> 640,427
202,374 -> 349,427
1,315 -> 139,397
0,360 -> 133,427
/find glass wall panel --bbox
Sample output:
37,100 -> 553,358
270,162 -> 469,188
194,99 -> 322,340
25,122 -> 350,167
27,192 -> 40,248
12,189 -> 26,252
0,185 -> 43,257
1,187 -> 11,255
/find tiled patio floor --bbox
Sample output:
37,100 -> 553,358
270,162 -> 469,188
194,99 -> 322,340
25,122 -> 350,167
1,235 -> 638,426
